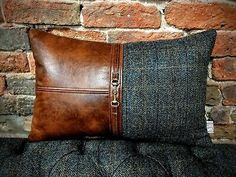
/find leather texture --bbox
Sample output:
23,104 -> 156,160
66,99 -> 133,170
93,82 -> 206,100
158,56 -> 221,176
28,29 -> 123,141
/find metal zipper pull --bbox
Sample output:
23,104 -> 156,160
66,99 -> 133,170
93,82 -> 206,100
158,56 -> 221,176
111,78 -> 119,107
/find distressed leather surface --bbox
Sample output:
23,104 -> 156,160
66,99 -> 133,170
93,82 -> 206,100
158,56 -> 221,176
29,29 -> 122,141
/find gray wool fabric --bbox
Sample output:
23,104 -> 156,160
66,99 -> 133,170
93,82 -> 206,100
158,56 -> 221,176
1,138 -> 236,177
122,30 -> 216,145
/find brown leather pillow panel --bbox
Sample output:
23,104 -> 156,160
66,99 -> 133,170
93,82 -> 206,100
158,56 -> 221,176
29,29 -> 123,141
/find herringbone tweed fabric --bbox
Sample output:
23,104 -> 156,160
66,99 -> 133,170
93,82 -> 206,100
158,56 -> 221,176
122,30 -> 216,145
1,138 -> 235,177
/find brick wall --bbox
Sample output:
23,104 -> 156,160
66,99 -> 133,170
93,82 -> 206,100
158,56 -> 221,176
0,0 -> 235,143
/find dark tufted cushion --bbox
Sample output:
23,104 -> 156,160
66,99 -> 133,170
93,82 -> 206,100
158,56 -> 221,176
2,138 -> 236,177
49,140 -> 169,177
122,30 -> 216,145
0,138 -> 36,177
0,138 -> 26,159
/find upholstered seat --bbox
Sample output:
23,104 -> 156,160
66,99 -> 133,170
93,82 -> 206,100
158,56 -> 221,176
1,138 -> 235,177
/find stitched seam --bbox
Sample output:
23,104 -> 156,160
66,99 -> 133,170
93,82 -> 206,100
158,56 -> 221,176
125,30 -> 215,51
87,153 -> 107,177
118,44 -> 124,135
178,158 -> 196,177
109,45 -> 113,134
111,154 -> 134,177
36,86 -> 109,94
145,154 -> 170,176
48,150 -> 79,177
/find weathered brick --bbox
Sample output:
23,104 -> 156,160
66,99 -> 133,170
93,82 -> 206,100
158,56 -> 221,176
0,28 -> 30,51
210,106 -> 230,124
0,75 -> 6,96
82,2 -> 160,28
231,110 -> 236,123
0,95 -> 17,115
0,115 -> 27,134
16,96 -> 34,116
212,31 -> 236,57
48,28 -> 107,42
222,85 -> 236,106
0,51 -> 30,73
27,52 -> 36,75
23,116 -> 32,132
108,31 -> 183,43
205,106 -> 212,120
211,125 -> 236,139
165,2 -> 236,30
206,85 -> 221,106
3,0 -> 80,25
6,74 -> 35,95
212,58 -> 236,81
0,3 -> 4,23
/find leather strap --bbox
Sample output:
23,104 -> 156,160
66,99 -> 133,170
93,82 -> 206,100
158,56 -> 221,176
110,44 -> 123,136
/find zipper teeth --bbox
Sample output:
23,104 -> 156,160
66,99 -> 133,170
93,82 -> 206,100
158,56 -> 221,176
110,44 -> 120,136
36,86 -> 109,94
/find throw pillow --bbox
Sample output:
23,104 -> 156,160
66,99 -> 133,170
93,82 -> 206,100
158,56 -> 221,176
28,29 -> 216,146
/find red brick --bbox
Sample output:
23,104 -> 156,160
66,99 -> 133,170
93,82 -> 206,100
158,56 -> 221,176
27,52 -> 35,75
165,2 -> 236,30
0,52 -> 29,73
3,0 -> 80,25
0,75 -> 6,96
212,31 -> 236,57
222,85 -> 236,106
48,28 -> 107,42
108,31 -> 183,43
82,2 -> 160,28
212,58 -> 236,81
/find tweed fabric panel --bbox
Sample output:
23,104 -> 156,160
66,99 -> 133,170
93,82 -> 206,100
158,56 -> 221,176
122,30 -> 216,145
